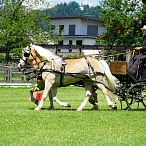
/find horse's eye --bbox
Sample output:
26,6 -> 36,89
24,52 -> 30,57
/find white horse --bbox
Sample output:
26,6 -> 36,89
18,44 -> 120,111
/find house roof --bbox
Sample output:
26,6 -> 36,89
59,35 -> 97,39
50,16 -> 98,22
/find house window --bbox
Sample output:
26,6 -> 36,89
69,48 -> 72,53
69,25 -> 75,36
87,25 -> 98,36
69,40 -> 72,45
58,40 -> 63,45
59,25 -> 64,35
76,40 -> 82,45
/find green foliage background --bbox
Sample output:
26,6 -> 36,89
99,0 -> 145,46
0,0 -> 57,60
1,0 -> 146,61
44,1 -> 100,18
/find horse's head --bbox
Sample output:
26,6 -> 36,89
18,45 -> 31,71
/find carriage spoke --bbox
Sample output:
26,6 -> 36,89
125,84 -> 145,110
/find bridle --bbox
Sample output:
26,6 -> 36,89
18,46 -> 48,80
20,46 -> 42,67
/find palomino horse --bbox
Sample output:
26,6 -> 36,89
18,44 -> 120,111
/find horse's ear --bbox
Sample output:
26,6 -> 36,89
29,43 -> 33,47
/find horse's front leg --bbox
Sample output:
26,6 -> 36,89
48,89 -> 54,110
34,74 -> 55,111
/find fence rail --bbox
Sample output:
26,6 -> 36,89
0,65 -> 35,83
0,45 -> 132,83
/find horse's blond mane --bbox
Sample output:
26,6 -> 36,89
31,44 -> 62,63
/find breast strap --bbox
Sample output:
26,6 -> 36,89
84,57 -> 104,76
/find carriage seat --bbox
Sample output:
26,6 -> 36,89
110,61 -> 127,75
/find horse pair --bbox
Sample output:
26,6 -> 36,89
18,44 -> 120,111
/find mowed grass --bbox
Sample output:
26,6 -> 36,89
0,86 -> 146,146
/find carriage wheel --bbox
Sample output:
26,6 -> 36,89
126,84 -> 143,110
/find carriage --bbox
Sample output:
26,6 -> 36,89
109,55 -> 146,110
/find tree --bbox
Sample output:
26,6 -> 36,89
0,0 -> 57,61
142,0 -> 146,4
98,0 -> 144,46
142,0 -> 146,25
44,2 -> 100,18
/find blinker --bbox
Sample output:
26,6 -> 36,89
24,52 -> 30,57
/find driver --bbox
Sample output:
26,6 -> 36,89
135,25 -> 146,52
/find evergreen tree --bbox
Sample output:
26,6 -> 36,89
44,2 -> 100,18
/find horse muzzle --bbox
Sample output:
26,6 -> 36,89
17,63 -> 25,72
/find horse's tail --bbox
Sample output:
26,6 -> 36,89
100,60 -> 120,91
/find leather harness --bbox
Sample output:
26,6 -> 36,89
25,57 -> 105,86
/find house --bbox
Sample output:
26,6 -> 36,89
0,0 -> 3,10
50,16 -> 106,46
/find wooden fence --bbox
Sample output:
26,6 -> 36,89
39,44 -> 133,57
0,45 -> 132,84
0,65 -> 35,83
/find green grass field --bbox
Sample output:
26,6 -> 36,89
0,86 -> 146,146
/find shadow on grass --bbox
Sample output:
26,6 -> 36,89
28,107 -> 123,111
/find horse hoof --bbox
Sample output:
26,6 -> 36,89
109,105 -> 117,110
34,107 -> 41,111
76,108 -> 83,111
48,107 -> 54,110
91,105 -> 98,110
67,103 -> 71,107
112,106 -> 117,110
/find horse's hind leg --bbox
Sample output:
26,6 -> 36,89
94,83 -> 117,109
89,87 -> 98,110
77,81 -> 94,111
50,87 -> 71,107
77,89 -> 92,111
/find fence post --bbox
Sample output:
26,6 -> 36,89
9,66 -> 12,83
4,66 -> 9,82
77,48 -> 81,58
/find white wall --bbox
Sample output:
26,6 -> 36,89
82,39 -> 96,45
63,38 -> 96,45
51,19 -> 84,35
51,18 -> 99,36
50,17 -> 106,46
